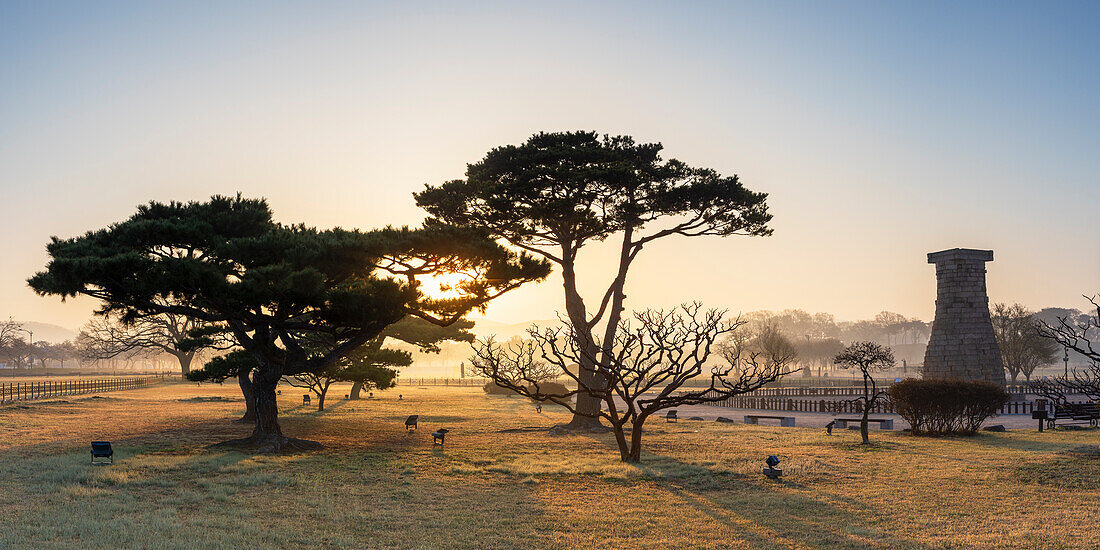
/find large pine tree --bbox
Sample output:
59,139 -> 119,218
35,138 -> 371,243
30,195 -> 548,451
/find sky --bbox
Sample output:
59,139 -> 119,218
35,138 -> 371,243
1,1 -> 1097,333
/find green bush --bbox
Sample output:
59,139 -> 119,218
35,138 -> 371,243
888,378 -> 1010,435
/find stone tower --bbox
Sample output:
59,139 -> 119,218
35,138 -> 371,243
922,248 -> 1006,385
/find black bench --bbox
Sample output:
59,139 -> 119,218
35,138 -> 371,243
833,418 -> 894,430
303,394 -> 311,405
1047,402 -> 1099,428
665,410 -> 678,423
432,428 -> 450,446
91,441 -> 113,465
404,415 -> 418,432
744,414 -> 795,427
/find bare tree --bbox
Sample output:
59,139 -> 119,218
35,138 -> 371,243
0,319 -> 31,371
1037,294 -> 1100,365
834,341 -> 895,445
992,303 -> 1059,383
285,368 -> 339,412
472,304 -> 795,462
1035,294 -> 1100,402
78,310 -> 231,378
0,319 -> 23,348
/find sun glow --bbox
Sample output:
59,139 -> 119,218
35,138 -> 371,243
416,272 -> 477,301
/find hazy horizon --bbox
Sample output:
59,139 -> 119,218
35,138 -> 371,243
3,2 -> 1097,329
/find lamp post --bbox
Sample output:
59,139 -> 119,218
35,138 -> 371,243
1063,346 -> 1070,378
12,327 -> 33,377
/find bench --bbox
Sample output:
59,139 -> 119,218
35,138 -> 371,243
432,428 -> 450,446
1047,402 -> 1099,428
744,414 -> 795,427
303,394 -> 311,405
834,418 -> 894,430
91,441 -> 113,465
404,414 -> 418,432
665,410 -> 678,423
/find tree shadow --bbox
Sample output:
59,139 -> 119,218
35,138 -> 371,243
568,429 -> 932,549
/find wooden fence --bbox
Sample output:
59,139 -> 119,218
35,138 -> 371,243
0,374 -> 171,403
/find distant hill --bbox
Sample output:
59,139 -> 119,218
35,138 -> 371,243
14,321 -> 79,344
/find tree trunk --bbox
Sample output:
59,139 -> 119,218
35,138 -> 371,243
559,264 -> 605,431
212,368 -> 321,452
176,352 -> 194,379
861,372 -> 871,445
860,401 -> 871,445
611,423 -> 631,462
350,380 -> 363,400
237,369 -> 256,423
626,416 -> 646,462
317,384 -> 328,411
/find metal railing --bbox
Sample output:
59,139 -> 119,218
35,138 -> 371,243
693,393 -> 1052,416
0,374 -> 172,403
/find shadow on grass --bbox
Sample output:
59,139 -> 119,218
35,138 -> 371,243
565,427 -> 933,549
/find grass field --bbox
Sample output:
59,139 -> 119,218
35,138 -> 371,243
1,382 -> 1098,549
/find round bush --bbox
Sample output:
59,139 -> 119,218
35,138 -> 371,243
483,381 -> 517,396
888,378 -> 1010,435
528,381 -> 568,397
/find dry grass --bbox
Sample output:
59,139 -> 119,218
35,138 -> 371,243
1,383 -> 1098,549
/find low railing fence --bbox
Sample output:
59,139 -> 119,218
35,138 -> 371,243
688,383 -> 1039,398
399,378 -> 487,387
692,392 -> 1056,416
0,374 -> 172,403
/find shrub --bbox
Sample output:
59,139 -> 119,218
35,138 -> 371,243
483,380 -> 569,398
888,378 -> 1010,435
527,381 -> 568,400
483,381 -> 517,396
530,381 -> 567,394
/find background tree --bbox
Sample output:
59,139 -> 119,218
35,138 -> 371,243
347,316 -> 474,399
0,320 -> 32,371
186,350 -> 260,422
331,345 -> 403,401
794,338 -> 845,377
30,195 -> 549,451
285,365 -> 341,411
753,324 -> 799,373
1035,294 -> 1100,401
1036,294 -> 1100,366
992,303 -> 1059,383
834,341 -> 895,445
417,131 -> 772,430
473,305 -> 794,462
78,309 -> 232,378
30,340 -> 79,369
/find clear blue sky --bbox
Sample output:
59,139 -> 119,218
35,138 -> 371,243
1,1 -> 1097,329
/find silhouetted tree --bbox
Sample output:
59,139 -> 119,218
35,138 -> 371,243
29,195 -> 548,451
472,304 -> 794,462
834,341 -> 895,444
418,131 -> 772,430
1036,294 -> 1100,365
1035,294 -> 1100,399
78,307 -> 232,378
